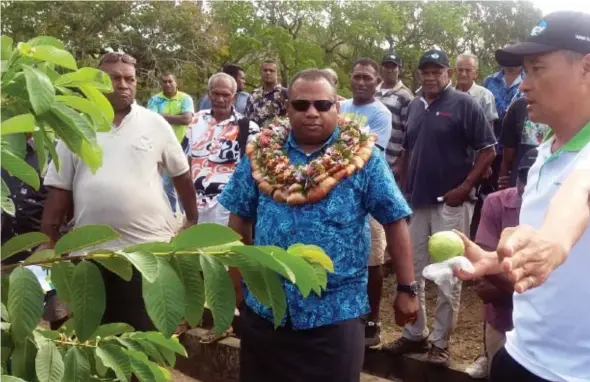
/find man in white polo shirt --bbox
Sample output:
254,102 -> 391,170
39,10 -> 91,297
455,11 -> 590,382
41,52 -> 198,330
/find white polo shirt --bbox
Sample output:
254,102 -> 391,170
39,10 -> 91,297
506,122 -> 590,382
45,104 -> 189,251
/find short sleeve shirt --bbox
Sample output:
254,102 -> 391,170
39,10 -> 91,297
44,104 -> 188,251
147,91 -> 195,142
245,85 -> 288,127
339,99 -> 393,151
466,83 -> 498,122
404,86 -> 497,207
218,127 -> 411,329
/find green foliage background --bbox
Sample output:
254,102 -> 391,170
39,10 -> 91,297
1,0 -> 542,103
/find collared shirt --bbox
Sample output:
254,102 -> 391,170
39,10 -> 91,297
245,84 -> 288,127
376,81 -> 414,168
218,127 -> 412,329
404,86 -> 497,208
462,83 -> 498,122
475,187 -> 519,333
199,91 -> 252,115
186,108 -> 259,225
483,70 -> 525,120
147,91 -> 195,143
44,104 -> 188,252
339,99 -> 393,151
506,121 -> 590,382
501,97 -> 551,187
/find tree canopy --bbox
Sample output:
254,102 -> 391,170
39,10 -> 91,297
1,0 -> 542,102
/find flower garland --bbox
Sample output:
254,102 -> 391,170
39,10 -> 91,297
246,116 -> 376,205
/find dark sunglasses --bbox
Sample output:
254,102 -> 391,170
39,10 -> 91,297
99,52 -> 137,66
290,100 -> 335,112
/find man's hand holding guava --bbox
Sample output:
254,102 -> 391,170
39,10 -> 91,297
451,230 -> 503,280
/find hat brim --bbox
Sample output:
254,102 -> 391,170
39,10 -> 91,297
381,59 -> 400,66
495,42 -> 557,67
418,59 -> 449,69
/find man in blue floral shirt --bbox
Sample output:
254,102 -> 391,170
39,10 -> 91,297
245,60 -> 288,127
219,69 -> 418,382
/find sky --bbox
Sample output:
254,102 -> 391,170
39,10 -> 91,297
532,0 -> 590,15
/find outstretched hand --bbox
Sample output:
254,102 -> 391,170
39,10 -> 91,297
451,230 -> 501,281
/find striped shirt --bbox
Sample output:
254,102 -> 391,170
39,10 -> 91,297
376,81 -> 414,168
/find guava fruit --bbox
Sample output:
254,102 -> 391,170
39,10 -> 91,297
428,231 -> 465,263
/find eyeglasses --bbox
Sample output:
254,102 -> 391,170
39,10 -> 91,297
290,100 -> 335,112
99,52 -> 137,66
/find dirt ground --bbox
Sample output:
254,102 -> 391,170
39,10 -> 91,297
379,275 -> 484,366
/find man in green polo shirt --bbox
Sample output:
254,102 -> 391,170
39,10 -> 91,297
148,72 -> 195,214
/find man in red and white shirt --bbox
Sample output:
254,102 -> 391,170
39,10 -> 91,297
187,73 -> 259,225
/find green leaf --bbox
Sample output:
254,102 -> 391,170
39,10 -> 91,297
35,341 -> 64,382
10,337 -> 37,381
24,249 -> 57,264
21,64 -> 55,115
27,36 -> 65,50
173,223 -> 242,251
32,128 -> 48,176
171,255 -> 205,327
134,339 -> 165,365
1,178 -> 15,216
78,85 -> 114,127
123,242 -> 174,254
240,267 -> 272,306
288,244 -> 334,272
50,262 -> 75,304
0,113 -> 36,135
37,62 -> 61,83
118,251 -> 159,283
56,95 -> 112,133
1,302 -> 9,321
200,240 -> 244,255
129,332 -> 186,357
8,268 -> 44,342
95,343 -> 131,382
125,349 -> 168,382
40,103 -> 102,173
231,246 -> 295,282
63,347 -> 90,382
262,269 -> 287,328
70,260 -> 106,342
26,45 -> 77,70
54,224 -> 119,255
115,337 -> 143,352
1,276 -> 9,306
265,246 -> 320,297
1,232 -> 49,261
95,256 -> 133,281
55,68 -> 113,92
1,148 -> 40,191
91,323 -> 135,340
40,122 -> 59,171
1,35 -> 14,64
310,262 -> 328,291
1,376 -> 27,382
200,254 -> 236,337
142,258 -> 185,337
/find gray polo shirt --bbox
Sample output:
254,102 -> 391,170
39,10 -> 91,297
404,86 -> 496,208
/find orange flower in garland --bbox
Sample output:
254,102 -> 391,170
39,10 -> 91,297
246,116 -> 376,205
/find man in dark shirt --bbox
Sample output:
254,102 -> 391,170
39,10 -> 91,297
390,49 -> 496,365
498,97 -> 550,188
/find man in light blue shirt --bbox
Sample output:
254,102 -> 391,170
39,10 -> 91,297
339,57 -> 393,347
200,64 -> 252,114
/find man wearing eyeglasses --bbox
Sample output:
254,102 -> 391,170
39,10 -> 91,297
389,49 -> 496,366
219,69 -> 418,382
41,52 -> 198,331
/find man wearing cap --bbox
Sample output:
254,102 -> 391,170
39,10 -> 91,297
455,11 -> 590,382
376,53 -> 414,178
389,49 -> 496,365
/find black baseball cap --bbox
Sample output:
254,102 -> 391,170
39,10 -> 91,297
382,52 -> 402,66
517,148 -> 539,184
496,11 -> 590,67
418,49 -> 450,69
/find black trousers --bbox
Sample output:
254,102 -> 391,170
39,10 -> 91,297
490,347 -> 551,382
239,306 -> 365,382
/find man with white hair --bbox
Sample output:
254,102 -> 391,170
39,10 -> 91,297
187,72 -> 259,225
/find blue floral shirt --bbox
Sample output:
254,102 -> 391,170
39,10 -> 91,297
218,127 -> 412,329
483,70 -> 525,120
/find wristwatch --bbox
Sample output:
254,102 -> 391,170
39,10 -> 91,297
397,281 -> 418,297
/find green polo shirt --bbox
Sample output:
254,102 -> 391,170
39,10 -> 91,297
147,91 -> 195,142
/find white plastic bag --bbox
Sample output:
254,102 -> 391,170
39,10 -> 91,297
422,257 -> 475,300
